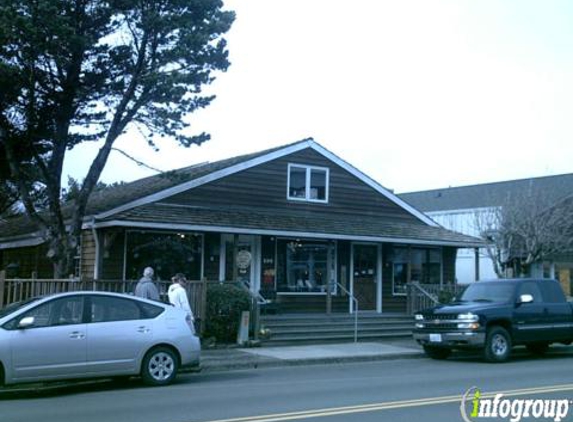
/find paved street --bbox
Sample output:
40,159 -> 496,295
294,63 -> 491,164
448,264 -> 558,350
4,347 -> 573,422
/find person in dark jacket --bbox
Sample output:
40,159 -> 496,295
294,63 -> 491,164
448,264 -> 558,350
134,267 -> 160,301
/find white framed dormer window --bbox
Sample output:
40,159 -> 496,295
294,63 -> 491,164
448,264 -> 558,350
287,164 -> 329,203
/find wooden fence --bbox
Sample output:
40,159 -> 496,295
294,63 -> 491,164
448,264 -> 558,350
0,271 -> 214,333
406,282 -> 468,315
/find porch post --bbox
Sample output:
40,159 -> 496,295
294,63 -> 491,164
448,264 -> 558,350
325,241 -> 333,314
90,222 -> 101,280
326,281 -> 332,315
0,270 -> 5,308
232,234 -> 239,282
376,244 -> 383,313
474,248 -> 480,282
349,245 -> 354,314
407,246 -> 412,283
219,234 -> 226,282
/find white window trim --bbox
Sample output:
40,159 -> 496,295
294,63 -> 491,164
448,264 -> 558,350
287,163 -> 330,203
391,246 -> 443,296
276,238 -> 334,295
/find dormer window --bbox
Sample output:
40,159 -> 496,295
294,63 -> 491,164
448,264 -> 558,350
287,164 -> 329,203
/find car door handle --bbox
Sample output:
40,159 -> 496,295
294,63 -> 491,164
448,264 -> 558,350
137,326 -> 150,333
69,331 -> 85,339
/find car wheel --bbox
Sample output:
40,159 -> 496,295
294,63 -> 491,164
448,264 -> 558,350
141,347 -> 179,386
526,343 -> 549,356
484,326 -> 512,363
423,345 -> 451,360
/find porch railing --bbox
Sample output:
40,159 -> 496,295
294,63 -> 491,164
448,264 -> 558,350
330,281 -> 359,343
406,282 -> 467,315
0,271 -> 211,334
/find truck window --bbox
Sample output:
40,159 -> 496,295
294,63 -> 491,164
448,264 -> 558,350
538,281 -> 567,303
517,282 -> 543,303
460,282 -> 515,303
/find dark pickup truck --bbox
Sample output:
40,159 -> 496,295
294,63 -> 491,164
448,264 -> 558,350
413,278 -> 573,362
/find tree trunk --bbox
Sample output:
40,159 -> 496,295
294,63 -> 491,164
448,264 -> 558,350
48,229 -> 79,279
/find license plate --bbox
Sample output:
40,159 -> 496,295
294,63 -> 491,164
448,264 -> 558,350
429,334 -> 442,343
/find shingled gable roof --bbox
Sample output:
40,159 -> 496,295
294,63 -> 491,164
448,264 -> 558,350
96,203 -> 481,247
89,138 -> 436,225
1,138 -> 484,248
399,173 -> 573,213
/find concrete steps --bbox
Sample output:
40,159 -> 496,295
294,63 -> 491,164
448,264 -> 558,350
260,313 -> 414,346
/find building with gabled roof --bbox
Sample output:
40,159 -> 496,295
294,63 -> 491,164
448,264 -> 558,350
0,138 -> 481,313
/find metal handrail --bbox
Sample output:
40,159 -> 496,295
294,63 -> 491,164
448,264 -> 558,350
407,281 -> 441,315
333,281 -> 359,343
238,279 -> 268,305
411,281 -> 440,305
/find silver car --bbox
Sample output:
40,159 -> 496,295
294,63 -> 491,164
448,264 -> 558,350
0,291 -> 200,386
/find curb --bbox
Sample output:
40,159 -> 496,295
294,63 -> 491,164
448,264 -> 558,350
195,351 -> 425,373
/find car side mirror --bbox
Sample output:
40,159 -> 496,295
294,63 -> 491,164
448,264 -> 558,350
518,294 -> 534,305
18,316 -> 35,329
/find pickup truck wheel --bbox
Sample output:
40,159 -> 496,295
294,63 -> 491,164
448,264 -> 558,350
484,326 -> 512,362
526,343 -> 549,356
423,345 -> 451,360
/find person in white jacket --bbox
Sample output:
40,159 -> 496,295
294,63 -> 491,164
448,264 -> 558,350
168,273 -> 194,321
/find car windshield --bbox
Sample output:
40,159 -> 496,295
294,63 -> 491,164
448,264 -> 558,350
459,282 -> 516,303
0,297 -> 41,318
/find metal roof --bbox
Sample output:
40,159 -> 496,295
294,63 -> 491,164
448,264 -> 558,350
399,173 -> 573,212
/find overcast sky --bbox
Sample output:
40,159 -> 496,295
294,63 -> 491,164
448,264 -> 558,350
63,0 -> 573,194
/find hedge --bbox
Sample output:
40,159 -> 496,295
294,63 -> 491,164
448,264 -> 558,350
203,283 -> 252,343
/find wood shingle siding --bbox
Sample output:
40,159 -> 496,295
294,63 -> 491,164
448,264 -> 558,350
80,230 -> 97,280
163,148 -> 422,224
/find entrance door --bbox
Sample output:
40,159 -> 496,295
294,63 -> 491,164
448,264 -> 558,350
352,244 -> 379,311
221,234 -> 261,295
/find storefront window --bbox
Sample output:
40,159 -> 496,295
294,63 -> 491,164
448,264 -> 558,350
125,231 -> 202,281
391,247 -> 442,295
426,249 -> 442,284
392,248 -> 409,295
276,240 -> 330,293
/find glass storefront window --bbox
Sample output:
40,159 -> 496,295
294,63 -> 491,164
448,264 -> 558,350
125,231 -> 202,281
392,248 -> 409,295
276,240 -> 330,293
425,249 -> 442,284
391,247 -> 442,295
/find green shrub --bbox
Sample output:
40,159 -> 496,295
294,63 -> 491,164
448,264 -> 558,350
203,283 -> 252,343
438,290 -> 455,304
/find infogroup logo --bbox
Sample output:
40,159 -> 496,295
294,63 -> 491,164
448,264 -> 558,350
460,387 -> 570,422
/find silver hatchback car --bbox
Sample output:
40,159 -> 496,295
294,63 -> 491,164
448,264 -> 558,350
0,291 -> 200,386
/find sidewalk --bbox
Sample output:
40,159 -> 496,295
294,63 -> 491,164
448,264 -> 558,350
198,338 -> 423,373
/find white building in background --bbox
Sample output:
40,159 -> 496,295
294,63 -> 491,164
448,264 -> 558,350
399,173 -> 573,288
420,208 -> 497,284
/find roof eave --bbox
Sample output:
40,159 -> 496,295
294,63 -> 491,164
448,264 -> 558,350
85,219 -> 484,248
0,234 -> 46,250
